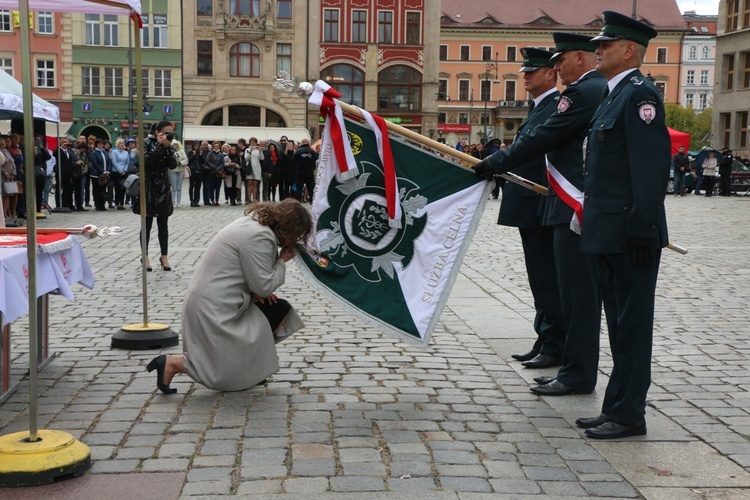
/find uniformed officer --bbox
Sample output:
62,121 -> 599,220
574,11 -> 670,439
475,48 -> 566,369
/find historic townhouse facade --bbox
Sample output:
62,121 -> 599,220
712,0 -> 750,155
182,0 -> 314,140
0,9 -> 73,127
67,0 -> 182,141
680,12 -> 717,113
312,0 -> 440,137
438,0 -> 688,146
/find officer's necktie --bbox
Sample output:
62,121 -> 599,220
602,86 -> 610,102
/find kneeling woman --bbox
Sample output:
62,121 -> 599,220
147,198 -> 312,393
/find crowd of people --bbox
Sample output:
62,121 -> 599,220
1,129 -> 321,220
673,145 -> 748,197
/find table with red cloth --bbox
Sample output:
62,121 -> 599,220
0,233 -> 95,403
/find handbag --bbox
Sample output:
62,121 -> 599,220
3,181 -> 18,195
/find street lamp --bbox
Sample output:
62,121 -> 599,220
483,52 -> 500,142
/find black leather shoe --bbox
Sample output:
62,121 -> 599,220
534,375 -> 555,385
530,379 -> 591,396
585,419 -> 647,439
521,353 -> 562,368
511,349 -> 539,362
575,413 -> 611,429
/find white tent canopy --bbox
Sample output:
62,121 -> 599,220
0,70 -> 59,122
0,0 -> 140,15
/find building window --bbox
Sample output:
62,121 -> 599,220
722,113 -> 731,146
0,57 -> 12,76
229,105 -> 261,126
742,51 -> 750,88
698,92 -> 708,109
687,70 -> 695,85
744,0 -> 750,27
103,15 -> 118,47
197,40 -> 213,76
725,54 -> 735,90
688,46 -> 696,59
685,93 -> 694,107
377,11 -> 392,43
37,12 -> 53,34
197,0 -> 213,17
141,68 -> 149,97
351,10 -> 366,43
458,79 -> 469,101
377,65 -> 421,111
700,69 -> 709,85
229,42 -> 260,77
460,45 -> 469,61
276,43 -> 291,76
458,112 -> 468,124
104,67 -> 123,96
506,46 -> 516,62
437,79 -> 447,100
702,46 -> 710,59
142,14 -> 168,48
656,82 -> 666,99
405,12 -> 420,44
438,112 -> 446,124
81,66 -> 100,95
0,10 -> 11,32
480,79 -> 491,101
482,46 -> 493,61
657,48 -> 667,64
202,108 -> 223,125
277,0 -> 292,19
321,64 -> 364,107
35,59 -> 55,88
739,111 -> 748,148
154,69 -> 171,97
323,9 -> 339,42
439,45 -> 447,61
505,80 -> 515,101
85,14 -> 100,45
480,112 -> 490,125
727,0 -> 740,31
229,0 -> 260,17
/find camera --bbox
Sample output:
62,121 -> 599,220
165,132 -> 175,141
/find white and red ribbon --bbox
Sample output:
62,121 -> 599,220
310,80 -> 358,181
545,155 -> 584,235
358,109 -> 402,229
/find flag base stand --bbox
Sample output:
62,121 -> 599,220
35,212 -> 46,220
0,430 -> 91,487
49,207 -> 71,214
111,323 -> 178,350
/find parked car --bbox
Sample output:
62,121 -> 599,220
731,158 -> 750,195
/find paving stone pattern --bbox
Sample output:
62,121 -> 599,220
2,190 -> 750,498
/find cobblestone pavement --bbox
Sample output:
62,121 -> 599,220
2,189 -> 750,499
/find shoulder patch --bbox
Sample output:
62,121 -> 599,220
638,101 -> 657,124
557,95 -> 573,113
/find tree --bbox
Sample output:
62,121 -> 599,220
664,103 -> 712,151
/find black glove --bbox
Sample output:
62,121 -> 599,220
473,158 -> 495,180
626,235 -> 654,268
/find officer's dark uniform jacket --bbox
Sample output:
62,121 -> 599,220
485,89 -> 560,228
581,69 -> 670,254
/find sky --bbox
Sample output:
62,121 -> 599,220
677,0 -> 720,14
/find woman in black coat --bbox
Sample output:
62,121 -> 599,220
135,120 -> 176,271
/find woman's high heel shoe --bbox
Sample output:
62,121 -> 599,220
146,355 -> 177,394
159,256 -> 171,271
141,258 -> 152,272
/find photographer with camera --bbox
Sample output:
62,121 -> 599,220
135,120 -> 176,271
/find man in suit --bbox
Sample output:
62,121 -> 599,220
481,34 -> 608,396
574,11 -> 670,439
89,138 -> 114,211
55,137 -> 85,211
475,48 -> 566,369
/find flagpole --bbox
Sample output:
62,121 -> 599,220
287,80 -> 687,256
328,101 -> 688,255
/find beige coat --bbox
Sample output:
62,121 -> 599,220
182,215 -> 303,391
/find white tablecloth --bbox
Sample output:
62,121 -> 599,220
0,238 -> 95,326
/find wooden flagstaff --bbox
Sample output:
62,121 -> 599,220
286,79 -> 687,256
